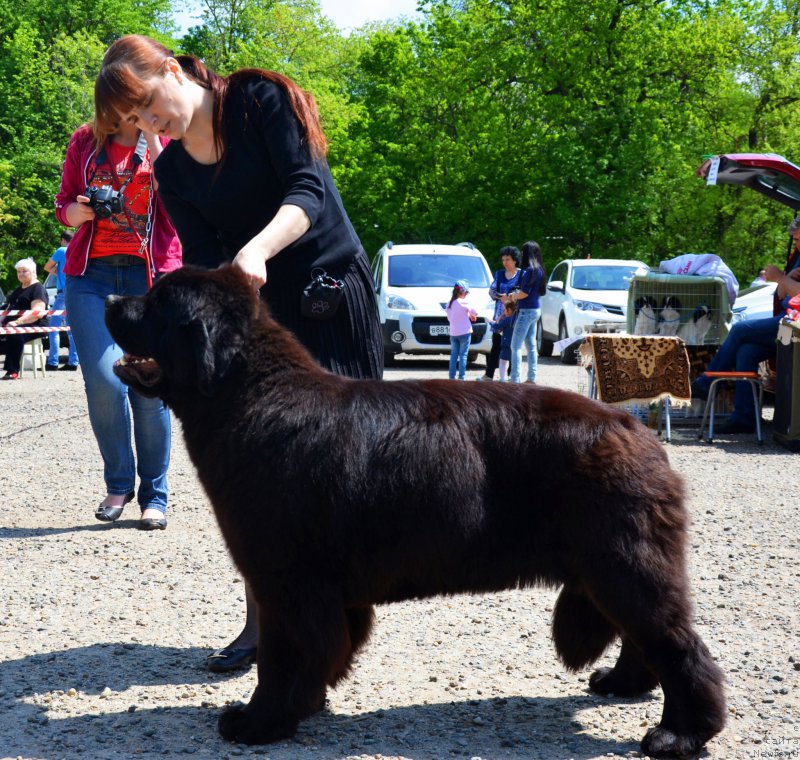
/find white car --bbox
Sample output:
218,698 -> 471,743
44,272 -> 58,305
372,242 -> 495,364
538,258 -> 649,364
732,281 -> 777,323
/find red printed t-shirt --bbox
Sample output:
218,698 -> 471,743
89,140 -> 152,259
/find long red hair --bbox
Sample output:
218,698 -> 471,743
95,35 -> 328,161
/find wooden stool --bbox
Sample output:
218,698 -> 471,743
20,338 -> 47,379
698,371 -> 763,444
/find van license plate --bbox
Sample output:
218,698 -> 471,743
430,325 -> 450,336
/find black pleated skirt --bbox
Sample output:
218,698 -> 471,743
262,249 -> 383,380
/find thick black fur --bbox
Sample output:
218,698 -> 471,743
105,266 -> 726,759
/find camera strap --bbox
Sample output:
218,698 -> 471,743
104,134 -> 155,288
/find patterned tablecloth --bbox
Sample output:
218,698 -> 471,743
584,334 -> 691,406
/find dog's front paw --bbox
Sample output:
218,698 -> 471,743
641,725 -> 704,760
218,705 -> 295,745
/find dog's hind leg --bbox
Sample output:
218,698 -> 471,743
552,586 -> 617,671
327,605 -> 375,687
581,564 -> 726,759
218,595 -> 351,745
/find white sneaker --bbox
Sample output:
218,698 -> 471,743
475,375 -> 493,382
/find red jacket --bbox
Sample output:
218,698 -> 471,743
54,124 -> 182,277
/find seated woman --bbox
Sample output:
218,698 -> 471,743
691,219 -> 800,433
0,258 -> 50,380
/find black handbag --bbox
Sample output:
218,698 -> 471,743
301,268 -> 345,320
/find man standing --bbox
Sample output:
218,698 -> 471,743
44,231 -> 79,370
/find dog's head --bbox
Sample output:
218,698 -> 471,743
105,265 -> 259,401
661,295 -> 681,312
634,295 -> 657,316
691,303 -> 711,323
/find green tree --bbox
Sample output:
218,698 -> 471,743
337,0 -> 784,282
0,0 -> 174,286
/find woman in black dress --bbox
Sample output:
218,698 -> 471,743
1,259 -> 50,380
95,35 -> 383,670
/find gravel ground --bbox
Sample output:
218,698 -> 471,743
1,353 -> 798,760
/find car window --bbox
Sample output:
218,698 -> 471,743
44,273 -> 57,289
373,254 -> 383,291
550,262 -> 568,284
388,255 -> 490,288
570,266 -> 642,291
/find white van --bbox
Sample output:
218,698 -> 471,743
371,242 -> 495,363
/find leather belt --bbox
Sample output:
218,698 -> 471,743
97,254 -> 145,267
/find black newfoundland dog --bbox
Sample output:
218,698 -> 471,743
105,266 -> 725,759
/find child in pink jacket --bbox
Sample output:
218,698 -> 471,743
445,280 -> 478,380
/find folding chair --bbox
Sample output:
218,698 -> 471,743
20,338 -> 47,379
697,371 -> 763,444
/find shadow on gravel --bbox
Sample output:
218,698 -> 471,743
2,689 -> 648,760
660,431 -> 793,454
0,645 -> 661,759
0,518 -> 160,538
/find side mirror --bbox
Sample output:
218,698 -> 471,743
547,280 -> 565,293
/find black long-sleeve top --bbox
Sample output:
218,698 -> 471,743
154,76 -> 363,289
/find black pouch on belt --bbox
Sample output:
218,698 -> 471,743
300,268 -> 345,320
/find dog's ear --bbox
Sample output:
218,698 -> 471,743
186,318 -> 240,397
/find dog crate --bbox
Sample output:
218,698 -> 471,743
626,273 -> 733,346
606,276 -> 736,432
774,319 -> 800,451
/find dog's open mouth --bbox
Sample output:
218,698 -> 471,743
113,354 -> 163,387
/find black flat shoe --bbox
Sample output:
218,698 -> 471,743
690,378 -> 709,400
207,646 -> 257,673
138,515 -> 167,531
95,491 -> 135,522
715,419 -> 756,435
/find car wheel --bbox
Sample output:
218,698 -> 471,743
559,318 -> 578,365
537,319 -> 554,357
467,351 -> 479,366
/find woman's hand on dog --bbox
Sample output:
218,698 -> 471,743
232,244 -> 269,288
232,204 -> 313,288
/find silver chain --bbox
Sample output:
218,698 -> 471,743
138,184 -> 153,260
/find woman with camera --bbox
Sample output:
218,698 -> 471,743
55,119 -> 181,530
94,35 -> 383,671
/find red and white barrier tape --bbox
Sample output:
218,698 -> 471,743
0,325 -> 72,335
0,309 -> 67,317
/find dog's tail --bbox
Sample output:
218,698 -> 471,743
551,587 -> 617,671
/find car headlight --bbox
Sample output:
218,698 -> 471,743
574,300 -> 606,312
386,294 -> 416,310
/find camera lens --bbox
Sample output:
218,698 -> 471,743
93,204 -> 113,220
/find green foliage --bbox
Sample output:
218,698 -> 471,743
0,0 -> 171,289
3,0 -> 800,290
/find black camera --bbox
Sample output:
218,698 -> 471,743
85,185 -> 124,220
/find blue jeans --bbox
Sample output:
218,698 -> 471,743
47,291 -> 79,367
66,262 -> 170,513
510,308 -> 541,383
449,333 -> 471,379
695,315 -> 782,424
